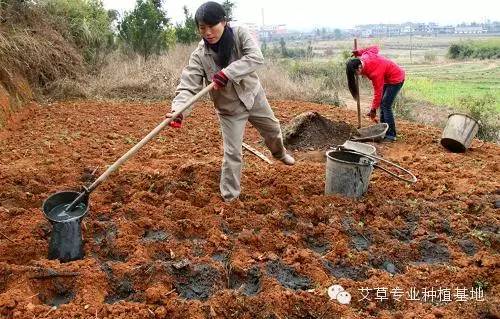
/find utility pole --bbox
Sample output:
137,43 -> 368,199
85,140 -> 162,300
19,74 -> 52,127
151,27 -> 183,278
409,26 -> 413,64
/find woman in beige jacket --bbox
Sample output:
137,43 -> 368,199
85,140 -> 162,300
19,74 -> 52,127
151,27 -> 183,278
166,1 -> 294,202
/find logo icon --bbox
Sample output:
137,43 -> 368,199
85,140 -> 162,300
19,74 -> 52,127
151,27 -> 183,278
327,284 -> 352,305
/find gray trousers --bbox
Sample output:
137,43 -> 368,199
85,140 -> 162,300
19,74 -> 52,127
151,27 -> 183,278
217,97 -> 286,202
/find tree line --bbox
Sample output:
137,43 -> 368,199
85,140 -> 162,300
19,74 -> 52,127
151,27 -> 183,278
2,0 -> 236,62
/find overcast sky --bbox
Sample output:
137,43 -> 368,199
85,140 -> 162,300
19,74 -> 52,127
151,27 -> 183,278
103,0 -> 500,30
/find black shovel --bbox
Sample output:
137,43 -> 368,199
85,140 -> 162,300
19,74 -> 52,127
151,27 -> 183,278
42,83 -> 215,262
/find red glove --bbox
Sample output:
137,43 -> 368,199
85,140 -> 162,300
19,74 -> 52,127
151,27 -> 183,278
169,113 -> 183,128
212,71 -> 228,90
366,109 -> 378,123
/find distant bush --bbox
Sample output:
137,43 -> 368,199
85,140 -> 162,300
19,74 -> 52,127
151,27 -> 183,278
174,6 -> 199,44
458,94 -> 499,141
448,40 -> 500,60
118,0 -> 175,61
41,0 -> 115,65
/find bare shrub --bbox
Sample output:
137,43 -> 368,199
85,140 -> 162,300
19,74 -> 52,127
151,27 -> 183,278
83,44 -> 195,101
458,94 -> 499,141
258,62 -> 344,106
0,4 -> 84,91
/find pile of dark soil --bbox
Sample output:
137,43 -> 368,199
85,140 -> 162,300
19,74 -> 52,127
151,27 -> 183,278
283,111 -> 359,150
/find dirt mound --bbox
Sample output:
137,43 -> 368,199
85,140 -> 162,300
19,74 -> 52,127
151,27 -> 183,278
283,111 -> 358,150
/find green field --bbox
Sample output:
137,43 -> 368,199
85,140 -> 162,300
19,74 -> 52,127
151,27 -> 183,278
402,61 -> 500,112
284,35 -> 500,113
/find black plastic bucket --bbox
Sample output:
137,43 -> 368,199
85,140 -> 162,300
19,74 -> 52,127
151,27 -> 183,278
42,191 -> 89,262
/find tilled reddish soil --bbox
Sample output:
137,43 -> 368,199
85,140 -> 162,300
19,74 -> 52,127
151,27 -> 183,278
0,100 -> 498,319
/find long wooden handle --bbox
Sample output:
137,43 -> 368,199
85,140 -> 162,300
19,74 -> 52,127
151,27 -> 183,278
354,38 -> 361,129
87,83 -> 215,193
242,142 -> 272,164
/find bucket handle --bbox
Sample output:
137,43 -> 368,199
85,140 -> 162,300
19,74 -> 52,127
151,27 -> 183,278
337,147 -> 417,184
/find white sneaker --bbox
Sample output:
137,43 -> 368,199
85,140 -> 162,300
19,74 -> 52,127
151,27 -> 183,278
280,153 -> 295,166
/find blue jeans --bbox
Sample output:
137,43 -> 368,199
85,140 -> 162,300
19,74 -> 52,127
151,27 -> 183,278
380,82 -> 404,139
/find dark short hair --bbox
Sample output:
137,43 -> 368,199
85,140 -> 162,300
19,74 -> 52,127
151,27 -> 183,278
195,1 -> 227,26
195,1 -> 234,68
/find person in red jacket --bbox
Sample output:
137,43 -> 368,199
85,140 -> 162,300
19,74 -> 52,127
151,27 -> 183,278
346,46 -> 405,141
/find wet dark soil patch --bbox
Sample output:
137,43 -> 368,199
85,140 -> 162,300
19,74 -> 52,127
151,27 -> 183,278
458,238 -> 478,256
369,256 -> 404,275
477,224 -> 499,234
92,223 -> 128,261
32,276 -> 76,307
229,266 -> 262,296
341,217 -> 371,251
171,264 -> 222,300
101,246 -> 128,262
323,260 -> 369,281
266,260 -> 313,290
42,290 -> 75,307
220,220 -> 234,235
351,234 -> 371,251
419,240 -> 450,264
142,229 -> 168,242
283,111 -> 358,150
153,250 -> 173,262
93,222 -> 117,245
0,269 -> 10,294
105,278 -> 136,304
212,251 -> 230,264
437,219 -> 453,236
191,239 -> 207,257
281,210 -> 298,231
304,235 -> 330,255
392,226 -> 415,242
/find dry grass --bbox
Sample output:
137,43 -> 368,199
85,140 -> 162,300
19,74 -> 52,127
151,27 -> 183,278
74,45 -> 344,107
72,45 -> 195,101
259,63 -> 344,106
0,3 -> 84,94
